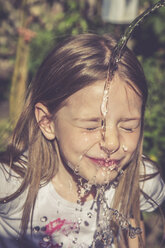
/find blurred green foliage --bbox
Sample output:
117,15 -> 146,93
29,0 -> 89,77
142,57 -> 165,167
0,119 -> 12,151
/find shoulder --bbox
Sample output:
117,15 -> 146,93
139,157 -> 165,212
0,152 -> 27,198
0,162 -> 26,215
0,163 -> 22,198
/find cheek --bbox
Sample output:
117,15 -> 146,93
81,131 -> 101,145
122,131 -> 141,153
56,127 -> 100,154
69,131 -> 101,152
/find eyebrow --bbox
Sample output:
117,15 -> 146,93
72,117 -> 101,122
120,117 -> 141,121
72,117 -> 141,122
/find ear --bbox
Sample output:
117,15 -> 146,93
35,103 -> 56,140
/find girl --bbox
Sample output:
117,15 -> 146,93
0,34 -> 165,248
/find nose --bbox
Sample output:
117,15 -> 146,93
99,125 -> 120,156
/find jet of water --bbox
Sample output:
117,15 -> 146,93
109,0 -> 165,76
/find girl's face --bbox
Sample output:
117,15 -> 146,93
53,74 -> 142,185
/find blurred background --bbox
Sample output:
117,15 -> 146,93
0,0 -> 165,247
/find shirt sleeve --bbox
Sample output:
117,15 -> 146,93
139,159 -> 165,212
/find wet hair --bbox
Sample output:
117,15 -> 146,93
0,34 -> 148,246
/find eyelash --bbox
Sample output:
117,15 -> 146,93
121,127 -> 134,132
84,126 -> 137,132
85,127 -> 99,131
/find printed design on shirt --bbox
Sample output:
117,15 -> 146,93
36,217 -> 81,248
45,218 -> 80,236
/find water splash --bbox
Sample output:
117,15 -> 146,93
91,184 -> 141,247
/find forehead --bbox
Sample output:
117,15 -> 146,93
62,76 -> 142,118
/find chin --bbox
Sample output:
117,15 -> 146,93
83,170 -> 117,187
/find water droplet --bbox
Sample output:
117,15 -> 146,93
40,216 -> 48,222
72,237 -> 77,244
33,226 -> 40,233
78,218 -> 82,224
43,235 -> 50,242
74,166 -> 79,175
87,212 -> 93,218
41,226 -> 46,232
84,182 -> 92,191
84,221 -> 89,226
77,199 -> 81,205
115,58 -> 120,63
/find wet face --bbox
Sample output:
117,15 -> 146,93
53,75 -> 142,186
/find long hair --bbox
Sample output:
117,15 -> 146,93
0,34 -> 148,245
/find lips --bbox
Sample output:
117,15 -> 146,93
87,157 -> 120,170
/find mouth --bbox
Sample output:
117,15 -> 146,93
87,156 -> 121,171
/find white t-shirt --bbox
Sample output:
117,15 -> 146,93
0,160 -> 165,248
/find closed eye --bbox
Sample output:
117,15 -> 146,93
120,119 -> 140,133
121,127 -> 134,132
